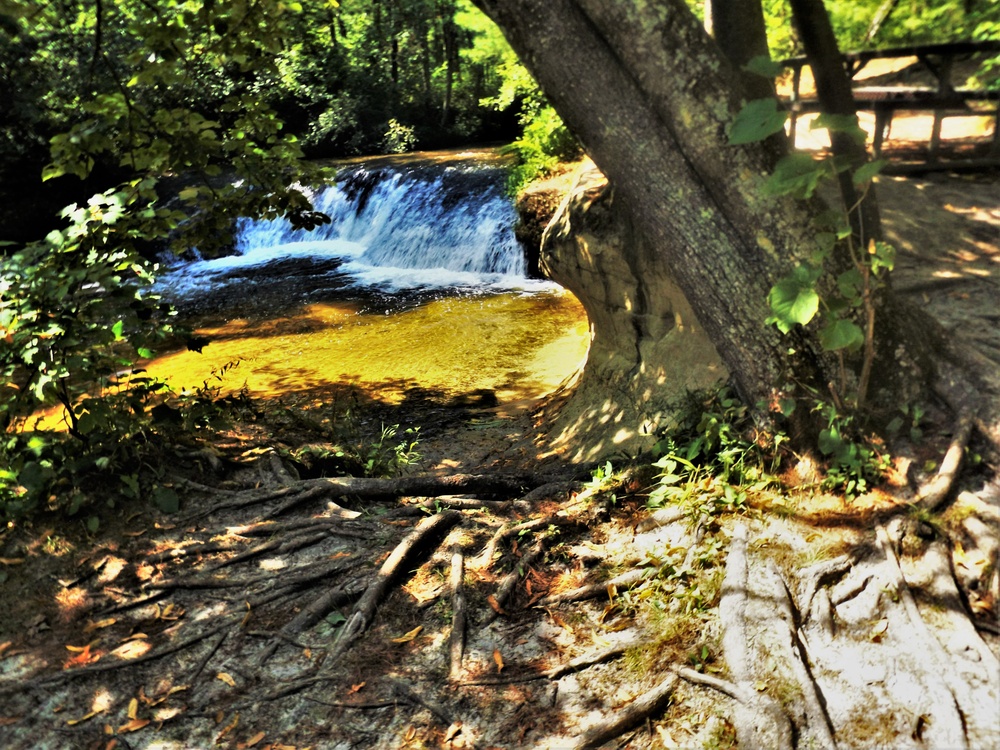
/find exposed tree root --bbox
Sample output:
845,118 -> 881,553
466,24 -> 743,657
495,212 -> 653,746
875,523 -> 970,749
448,546 -> 467,682
330,511 -> 462,659
257,575 -> 369,666
483,537 -> 546,625
196,473 -> 539,519
717,524 -> 795,750
914,410 -> 974,511
535,568 -> 646,608
568,672 -> 679,750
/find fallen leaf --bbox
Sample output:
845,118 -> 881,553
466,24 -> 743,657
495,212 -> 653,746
67,708 -> 106,726
239,730 -> 266,748
302,648 -> 312,659
63,643 -> 101,669
242,601 -> 252,627
117,718 -> 150,733
83,617 -> 117,633
214,710 -> 225,724
486,595 -> 506,615
124,632 -> 149,641
869,618 -> 889,641
216,672 -> 237,687
0,557 -> 25,565
104,740 -> 119,750
127,697 -> 139,719
391,626 -> 423,644
0,718 -> 20,726
215,713 -> 239,743
404,725 -> 417,741
493,649 -> 504,673
348,682 -> 366,694
123,530 -> 147,537
0,641 -> 12,657
444,722 -> 463,742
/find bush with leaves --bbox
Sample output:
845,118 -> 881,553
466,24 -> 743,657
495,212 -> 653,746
648,387 -> 786,516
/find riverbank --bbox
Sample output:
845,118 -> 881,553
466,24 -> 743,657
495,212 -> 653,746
0,167 -> 997,749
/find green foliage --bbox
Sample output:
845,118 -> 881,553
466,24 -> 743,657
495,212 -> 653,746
648,387 -> 784,517
813,401 -> 891,498
381,118 -> 419,154
362,423 -> 422,477
502,105 -> 580,194
291,423 -> 421,480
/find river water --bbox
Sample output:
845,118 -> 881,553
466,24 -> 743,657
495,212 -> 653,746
147,149 -> 589,406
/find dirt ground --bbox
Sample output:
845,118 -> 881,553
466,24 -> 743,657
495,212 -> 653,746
0,163 -> 998,749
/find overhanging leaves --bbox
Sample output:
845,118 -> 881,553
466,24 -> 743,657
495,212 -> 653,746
728,99 -> 788,145
766,265 -> 822,333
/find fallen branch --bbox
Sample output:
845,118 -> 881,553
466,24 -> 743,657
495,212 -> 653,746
330,511 -> 462,658
568,672 -> 678,750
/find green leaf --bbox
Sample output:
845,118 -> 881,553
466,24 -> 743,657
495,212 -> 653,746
763,153 -> 828,199
87,516 -> 100,533
818,427 -> 846,457
778,398 -> 797,417
112,320 -> 125,341
728,99 -> 788,145
853,159 -> 887,185
151,486 -> 180,514
819,319 -> 865,351
743,55 -> 784,78
811,113 -> 868,146
766,266 -> 821,333
837,268 -> 863,301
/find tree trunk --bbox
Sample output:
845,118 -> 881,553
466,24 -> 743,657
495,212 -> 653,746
705,0 -> 776,102
475,0 -> 946,453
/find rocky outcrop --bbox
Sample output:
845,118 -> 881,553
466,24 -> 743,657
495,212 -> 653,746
529,162 -> 726,463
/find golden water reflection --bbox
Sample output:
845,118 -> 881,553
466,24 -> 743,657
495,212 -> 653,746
145,290 -> 591,406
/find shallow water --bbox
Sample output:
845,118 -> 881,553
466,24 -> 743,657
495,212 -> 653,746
143,290 -> 590,407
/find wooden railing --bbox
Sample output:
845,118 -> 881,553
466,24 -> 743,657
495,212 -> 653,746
780,40 -> 1000,163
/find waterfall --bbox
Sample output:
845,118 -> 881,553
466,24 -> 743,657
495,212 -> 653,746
158,151 -> 549,306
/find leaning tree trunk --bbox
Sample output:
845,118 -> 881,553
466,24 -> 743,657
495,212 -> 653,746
476,0 -> 939,445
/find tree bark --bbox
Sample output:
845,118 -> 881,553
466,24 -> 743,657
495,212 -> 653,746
705,0 -> 777,102
477,0 -> 946,447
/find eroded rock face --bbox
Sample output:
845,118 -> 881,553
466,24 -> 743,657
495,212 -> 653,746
533,162 -> 726,463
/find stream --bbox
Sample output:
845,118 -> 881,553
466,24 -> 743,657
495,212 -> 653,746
148,149 -> 590,406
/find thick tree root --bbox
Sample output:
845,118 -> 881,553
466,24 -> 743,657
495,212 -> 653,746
567,673 -> 679,750
448,546 -> 467,681
535,568 -> 646,608
914,410 -> 974,511
329,511 -> 462,659
717,524 -> 795,750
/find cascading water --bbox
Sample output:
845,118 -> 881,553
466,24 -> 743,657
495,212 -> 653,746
158,152 -> 551,309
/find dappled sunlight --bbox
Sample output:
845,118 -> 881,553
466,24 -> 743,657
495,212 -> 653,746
143,291 -> 590,407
